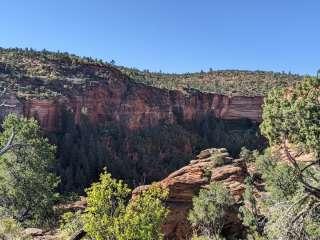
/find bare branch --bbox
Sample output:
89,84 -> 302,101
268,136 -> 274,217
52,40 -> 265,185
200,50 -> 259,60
283,140 -> 320,199
301,161 -> 319,173
0,83 -> 16,108
0,126 -> 29,157
0,130 -> 17,156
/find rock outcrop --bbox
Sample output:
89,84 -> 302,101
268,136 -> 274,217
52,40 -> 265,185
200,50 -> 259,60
132,148 -> 251,239
5,73 -> 263,132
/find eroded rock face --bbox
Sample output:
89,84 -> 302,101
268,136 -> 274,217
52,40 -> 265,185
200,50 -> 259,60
5,76 -> 262,132
0,94 -> 23,121
132,148 -> 250,240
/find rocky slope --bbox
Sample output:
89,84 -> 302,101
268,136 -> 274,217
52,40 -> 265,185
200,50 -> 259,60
132,148 -> 258,239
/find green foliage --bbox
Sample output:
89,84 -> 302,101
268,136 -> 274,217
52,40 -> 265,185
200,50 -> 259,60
261,77 -> 320,157
0,217 -> 30,240
203,149 -> 232,168
51,108 -> 108,193
59,211 -> 83,236
82,169 -> 131,240
188,182 -> 232,238
52,108 -> 264,194
210,153 -> 227,167
116,186 -> 169,240
256,77 -> 320,239
82,170 -> 168,240
202,168 -> 212,182
191,235 -> 226,240
0,48 -> 302,99
0,114 -> 60,226
239,178 -> 265,239
119,66 -> 302,96
256,150 -> 301,201
267,163 -> 300,201
239,147 -> 259,163
264,191 -> 320,240
240,149 -> 319,240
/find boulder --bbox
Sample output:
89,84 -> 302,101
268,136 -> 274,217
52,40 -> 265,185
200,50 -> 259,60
132,148 -> 250,239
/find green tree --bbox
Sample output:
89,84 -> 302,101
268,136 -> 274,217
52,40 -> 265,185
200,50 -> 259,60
82,169 -> 168,240
82,169 -> 130,240
188,182 -> 232,238
259,77 -> 320,239
256,150 -> 300,201
0,114 -> 60,226
116,186 -> 169,240
261,77 -> 320,157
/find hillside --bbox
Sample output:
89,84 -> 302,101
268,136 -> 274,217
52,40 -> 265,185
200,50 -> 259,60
118,67 -> 303,96
1,48 -> 303,98
0,48 -> 125,99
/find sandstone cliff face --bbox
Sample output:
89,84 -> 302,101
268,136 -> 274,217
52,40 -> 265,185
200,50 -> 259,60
132,148 -> 251,240
8,77 -> 263,132
0,94 -> 23,121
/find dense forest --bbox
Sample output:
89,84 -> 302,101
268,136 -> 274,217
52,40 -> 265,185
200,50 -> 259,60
50,106 -> 264,193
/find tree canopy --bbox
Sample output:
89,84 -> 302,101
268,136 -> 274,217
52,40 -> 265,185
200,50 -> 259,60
245,77 -> 320,239
82,169 -> 168,240
188,182 -> 232,239
0,114 -> 59,226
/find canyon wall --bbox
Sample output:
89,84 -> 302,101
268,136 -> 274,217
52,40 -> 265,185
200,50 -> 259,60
6,79 -> 263,132
1,73 -> 265,191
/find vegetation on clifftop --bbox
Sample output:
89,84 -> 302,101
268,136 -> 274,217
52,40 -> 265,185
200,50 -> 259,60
118,66 -> 303,96
1,47 -> 303,97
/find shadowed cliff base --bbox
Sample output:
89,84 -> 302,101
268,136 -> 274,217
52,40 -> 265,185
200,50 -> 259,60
48,108 -> 266,193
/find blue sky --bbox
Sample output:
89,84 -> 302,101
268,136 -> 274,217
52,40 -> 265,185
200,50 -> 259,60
0,0 -> 319,75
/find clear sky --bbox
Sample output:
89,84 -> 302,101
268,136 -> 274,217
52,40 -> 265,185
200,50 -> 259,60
0,0 -> 319,75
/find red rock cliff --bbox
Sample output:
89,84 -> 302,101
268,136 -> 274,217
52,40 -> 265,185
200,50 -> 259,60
18,78 -> 262,132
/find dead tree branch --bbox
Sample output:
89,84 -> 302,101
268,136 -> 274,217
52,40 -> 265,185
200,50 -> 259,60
283,140 -> 320,199
0,83 -> 16,108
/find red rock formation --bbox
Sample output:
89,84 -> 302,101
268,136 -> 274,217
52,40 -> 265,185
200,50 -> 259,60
18,79 -> 262,132
132,148 -> 250,240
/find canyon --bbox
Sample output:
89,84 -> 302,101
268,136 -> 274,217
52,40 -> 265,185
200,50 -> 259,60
0,64 -> 266,191
2,71 -> 263,132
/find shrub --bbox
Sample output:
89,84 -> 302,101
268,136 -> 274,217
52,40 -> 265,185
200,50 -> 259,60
0,217 -> 30,240
82,169 -> 168,240
239,147 -> 259,163
188,182 -> 232,238
59,211 -> 83,236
